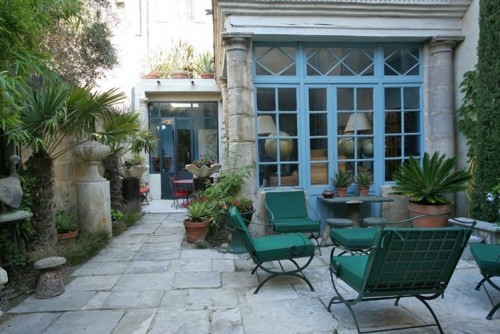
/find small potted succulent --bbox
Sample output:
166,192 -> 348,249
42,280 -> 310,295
183,200 -> 211,243
355,171 -> 372,197
56,210 -> 78,242
330,169 -> 354,197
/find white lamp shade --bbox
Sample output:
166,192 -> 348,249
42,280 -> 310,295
344,113 -> 371,133
257,115 -> 277,134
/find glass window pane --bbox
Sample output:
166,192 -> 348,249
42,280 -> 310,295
309,88 -> 327,111
357,88 -> 373,111
403,87 -> 420,110
385,88 -> 401,110
404,112 -> 419,133
279,114 -> 297,136
310,114 -> 327,136
384,48 -> 419,76
310,140 -> 328,160
311,162 -> 328,185
255,46 -> 296,76
385,112 -> 401,134
256,88 -> 276,111
337,88 -> 354,111
404,135 -> 420,156
278,88 -> 297,111
385,135 -> 401,157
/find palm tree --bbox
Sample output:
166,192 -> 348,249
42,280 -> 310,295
14,78 -> 125,246
98,111 -> 156,211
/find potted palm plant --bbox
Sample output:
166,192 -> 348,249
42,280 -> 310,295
183,200 -> 211,243
330,169 -> 354,197
392,152 -> 471,227
194,51 -> 215,79
355,171 -> 372,197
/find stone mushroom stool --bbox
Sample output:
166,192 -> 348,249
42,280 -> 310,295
34,256 -> 67,299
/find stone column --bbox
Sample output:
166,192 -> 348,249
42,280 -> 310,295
222,33 -> 256,190
427,37 -> 463,157
74,141 -> 112,238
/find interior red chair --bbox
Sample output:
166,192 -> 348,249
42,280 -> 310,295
139,182 -> 150,204
169,176 -> 192,208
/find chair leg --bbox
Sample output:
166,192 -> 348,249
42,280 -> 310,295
308,232 -> 322,256
253,256 -> 314,294
478,275 -> 500,320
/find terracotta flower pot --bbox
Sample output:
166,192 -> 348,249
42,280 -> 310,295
336,188 -> 347,197
359,187 -> 369,197
183,219 -> 211,243
408,202 -> 454,228
57,229 -> 78,242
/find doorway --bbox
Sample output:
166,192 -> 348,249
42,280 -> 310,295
148,102 -> 219,199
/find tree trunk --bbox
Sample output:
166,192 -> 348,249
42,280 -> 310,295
103,153 -> 123,211
26,150 -> 57,247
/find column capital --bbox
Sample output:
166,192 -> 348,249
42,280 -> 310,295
222,33 -> 252,51
430,36 -> 464,55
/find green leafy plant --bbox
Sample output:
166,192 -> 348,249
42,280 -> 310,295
392,152 -> 472,205
355,171 -> 372,188
330,169 -> 354,188
193,51 -> 215,75
186,201 -> 210,222
55,211 -> 77,233
232,197 -> 254,212
192,156 -> 215,168
111,209 -> 124,222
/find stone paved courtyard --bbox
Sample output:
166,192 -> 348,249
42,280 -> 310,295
0,204 -> 499,333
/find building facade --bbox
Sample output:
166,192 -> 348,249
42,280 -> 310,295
205,0 -> 478,220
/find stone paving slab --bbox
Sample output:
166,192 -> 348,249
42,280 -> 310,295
71,261 -> 131,276
0,312 -> 60,333
2,211 -> 500,334
83,290 -> 164,310
9,291 -> 96,313
44,310 -> 124,334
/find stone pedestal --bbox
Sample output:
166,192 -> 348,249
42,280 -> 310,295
77,181 -> 112,237
74,141 -> 112,238
34,256 -> 66,299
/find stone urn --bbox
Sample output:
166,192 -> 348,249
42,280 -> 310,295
73,141 -> 110,182
118,165 -> 148,179
185,164 -> 222,178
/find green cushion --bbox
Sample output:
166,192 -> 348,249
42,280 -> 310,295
274,217 -> 320,233
266,190 -> 308,219
331,255 -> 368,291
470,243 -> 500,276
253,233 -> 314,262
331,228 -> 378,249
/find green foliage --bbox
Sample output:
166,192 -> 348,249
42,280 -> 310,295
29,231 -> 110,266
355,171 -> 372,188
470,0 -> 500,221
193,51 -> 215,75
330,169 -> 354,188
393,152 -> 472,205
55,211 -> 77,233
457,69 -> 478,160
186,201 -> 210,222
142,39 -> 196,77
111,209 -> 124,222
47,0 -> 118,87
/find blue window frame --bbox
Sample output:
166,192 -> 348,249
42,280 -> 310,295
254,43 -> 423,194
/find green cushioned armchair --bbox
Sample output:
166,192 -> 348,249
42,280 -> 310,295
328,226 -> 472,334
265,189 -> 321,254
229,206 -> 315,294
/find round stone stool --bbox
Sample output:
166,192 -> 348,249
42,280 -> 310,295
34,256 -> 67,299
326,218 -> 354,228
362,217 -> 388,228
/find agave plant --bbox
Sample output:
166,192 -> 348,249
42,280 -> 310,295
392,152 -> 472,205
